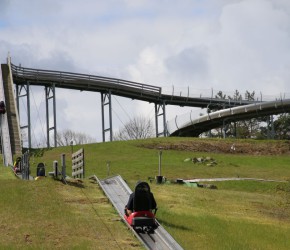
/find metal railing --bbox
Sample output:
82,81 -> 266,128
11,64 -> 161,99
11,63 -> 255,108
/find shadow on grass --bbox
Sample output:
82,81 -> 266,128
65,178 -> 85,188
157,218 -> 191,231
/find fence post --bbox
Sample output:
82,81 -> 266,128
53,160 -> 58,178
107,161 -> 110,177
156,148 -> 163,184
21,151 -> 30,180
61,154 -> 66,179
158,150 -> 162,177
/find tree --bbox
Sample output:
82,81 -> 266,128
273,113 -> 290,139
215,91 -> 226,100
211,90 -> 264,138
56,129 -> 96,146
114,116 -> 155,141
244,90 -> 255,101
228,89 -> 242,102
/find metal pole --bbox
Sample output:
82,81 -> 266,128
45,86 -> 50,148
222,120 -> 226,139
101,92 -> 105,142
26,151 -> 30,180
101,91 -> 113,142
45,85 -> 57,147
155,102 -> 167,137
271,115 -> 275,139
267,116 -> 270,139
158,150 -> 162,176
61,154 -> 66,179
162,101 -> 167,137
52,83 -> 57,147
53,160 -> 58,178
155,103 -> 158,137
107,161 -> 110,177
27,83 -> 31,149
108,90 -> 112,142
70,140 -> 74,154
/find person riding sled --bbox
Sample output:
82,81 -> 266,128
124,181 -> 158,232
125,181 -> 157,216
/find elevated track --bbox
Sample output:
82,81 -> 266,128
11,63 -> 251,109
94,175 -> 183,250
168,98 -> 290,137
2,59 -> 288,154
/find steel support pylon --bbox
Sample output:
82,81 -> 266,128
155,102 -> 167,137
101,91 -> 113,142
16,83 -> 31,149
45,84 -> 57,148
267,115 -> 275,139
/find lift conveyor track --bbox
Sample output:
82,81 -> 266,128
93,175 -> 183,250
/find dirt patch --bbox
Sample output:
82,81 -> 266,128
24,234 -> 32,244
251,200 -> 290,222
139,140 -> 290,155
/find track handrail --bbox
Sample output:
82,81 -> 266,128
11,63 -> 253,108
11,64 -> 161,95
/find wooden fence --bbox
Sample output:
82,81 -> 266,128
72,148 -> 85,178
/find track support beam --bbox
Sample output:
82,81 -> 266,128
101,91 -> 113,142
45,84 -> 57,148
155,102 -> 167,137
16,82 -> 31,149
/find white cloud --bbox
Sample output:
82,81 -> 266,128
209,0 -> 290,93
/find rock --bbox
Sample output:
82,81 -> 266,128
196,157 -> 203,162
192,157 -> 198,163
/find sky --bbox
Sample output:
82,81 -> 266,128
1,0 -> 290,146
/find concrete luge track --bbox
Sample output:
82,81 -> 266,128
93,175 -> 183,250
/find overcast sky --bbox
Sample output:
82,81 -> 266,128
1,0 -> 290,146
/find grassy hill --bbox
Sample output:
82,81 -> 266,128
1,137 -> 290,249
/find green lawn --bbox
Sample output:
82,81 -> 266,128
1,137 -> 290,249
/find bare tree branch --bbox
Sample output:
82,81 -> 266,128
56,129 -> 96,146
114,116 -> 155,141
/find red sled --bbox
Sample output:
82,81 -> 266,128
125,210 -> 156,228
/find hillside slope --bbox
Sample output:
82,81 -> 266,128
0,167 -> 143,249
1,137 -> 290,249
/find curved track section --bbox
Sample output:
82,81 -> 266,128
168,98 -> 290,137
94,175 -> 183,250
